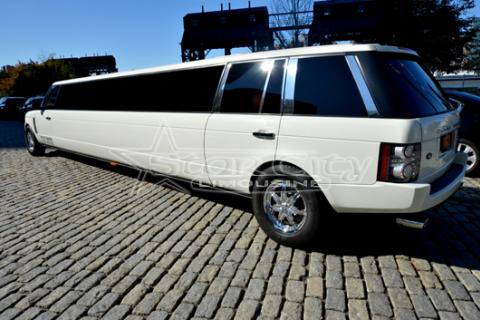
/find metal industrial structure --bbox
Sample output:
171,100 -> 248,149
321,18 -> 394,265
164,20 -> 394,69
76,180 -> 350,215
181,2 -> 272,62
181,0 -> 413,62
55,55 -> 118,76
309,0 -> 411,45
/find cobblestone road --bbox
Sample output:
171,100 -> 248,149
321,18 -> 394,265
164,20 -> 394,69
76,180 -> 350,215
1,121 -> 480,320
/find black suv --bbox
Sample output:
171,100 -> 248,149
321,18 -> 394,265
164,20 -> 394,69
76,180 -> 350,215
445,90 -> 480,175
0,97 -> 27,119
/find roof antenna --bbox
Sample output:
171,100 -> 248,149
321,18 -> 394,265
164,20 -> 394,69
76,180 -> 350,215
221,3 -> 223,11
202,5 -> 204,13
229,2 -> 231,10
248,1 -> 251,8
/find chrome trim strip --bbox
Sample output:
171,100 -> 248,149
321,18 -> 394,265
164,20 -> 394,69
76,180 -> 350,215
213,63 -> 231,112
345,55 -> 379,117
283,58 -> 298,114
396,217 -> 429,230
279,59 -> 288,114
259,60 -> 275,114
261,59 -> 288,114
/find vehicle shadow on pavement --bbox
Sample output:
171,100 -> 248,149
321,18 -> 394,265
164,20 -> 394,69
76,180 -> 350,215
46,148 -> 480,273
308,187 -> 480,272
44,149 -> 255,213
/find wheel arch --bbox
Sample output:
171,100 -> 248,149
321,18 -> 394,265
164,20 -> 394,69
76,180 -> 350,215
249,161 -> 331,205
24,123 -> 38,138
24,116 -> 36,133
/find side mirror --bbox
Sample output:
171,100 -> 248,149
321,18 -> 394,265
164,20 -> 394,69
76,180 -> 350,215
449,98 -> 464,113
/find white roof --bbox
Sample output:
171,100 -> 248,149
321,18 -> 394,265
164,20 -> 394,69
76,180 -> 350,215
54,44 -> 418,86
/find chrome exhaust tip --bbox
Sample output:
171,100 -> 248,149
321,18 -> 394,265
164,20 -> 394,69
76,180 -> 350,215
396,216 -> 429,230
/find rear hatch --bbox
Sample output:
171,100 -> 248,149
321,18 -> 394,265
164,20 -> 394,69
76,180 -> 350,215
357,51 -> 460,183
416,111 -> 460,182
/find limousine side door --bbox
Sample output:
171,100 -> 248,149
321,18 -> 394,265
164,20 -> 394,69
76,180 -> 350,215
204,59 -> 286,193
35,85 -> 59,145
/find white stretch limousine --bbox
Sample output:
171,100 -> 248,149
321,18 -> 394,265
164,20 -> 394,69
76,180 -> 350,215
25,44 -> 466,245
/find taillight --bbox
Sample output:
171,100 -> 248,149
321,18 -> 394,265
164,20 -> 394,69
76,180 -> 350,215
378,143 -> 421,183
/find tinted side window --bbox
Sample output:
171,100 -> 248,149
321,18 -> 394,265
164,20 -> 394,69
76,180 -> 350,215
294,56 -> 367,117
56,82 -> 91,110
220,61 -> 270,114
32,99 -> 43,109
5,100 -> 14,108
178,67 -> 224,112
56,66 -> 224,112
262,60 -> 285,114
43,86 -> 60,109
141,66 -> 223,112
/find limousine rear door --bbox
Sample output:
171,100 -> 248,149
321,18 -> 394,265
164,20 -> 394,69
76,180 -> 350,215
205,59 -> 286,193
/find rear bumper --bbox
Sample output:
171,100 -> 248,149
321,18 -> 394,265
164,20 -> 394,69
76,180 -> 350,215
325,152 -> 467,214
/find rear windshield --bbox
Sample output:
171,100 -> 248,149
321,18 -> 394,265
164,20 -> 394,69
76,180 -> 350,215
357,52 -> 454,118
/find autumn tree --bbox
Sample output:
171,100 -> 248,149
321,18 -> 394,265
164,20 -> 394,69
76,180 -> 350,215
0,67 -> 16,96
0,58 -> 77,97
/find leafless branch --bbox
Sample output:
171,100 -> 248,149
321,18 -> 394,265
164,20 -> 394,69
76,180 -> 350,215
269,0 -> 313,48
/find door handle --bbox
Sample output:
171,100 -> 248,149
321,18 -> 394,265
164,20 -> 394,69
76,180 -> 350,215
253,130 -> 276,140
46,116 -> 51,121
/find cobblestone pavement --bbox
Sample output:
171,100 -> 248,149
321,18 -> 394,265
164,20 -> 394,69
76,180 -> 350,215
1,121 -> 480,320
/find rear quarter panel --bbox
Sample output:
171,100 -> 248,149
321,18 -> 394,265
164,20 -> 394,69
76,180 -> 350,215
276,116 -> 422,187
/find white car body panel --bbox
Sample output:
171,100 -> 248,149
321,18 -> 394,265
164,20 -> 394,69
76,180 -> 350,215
276,116 -> 423,186
31,110 -> 212,184
205,114 -> 281,192
325,152 -> 466,213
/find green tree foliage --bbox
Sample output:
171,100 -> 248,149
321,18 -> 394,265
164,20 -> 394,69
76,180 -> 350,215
0,58 -> 77,97
464,19 -> 480,73
397,0 -> 476,72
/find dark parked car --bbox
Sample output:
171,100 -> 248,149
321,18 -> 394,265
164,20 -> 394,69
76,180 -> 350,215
0,97 -> 27,119
19,96 -> 44,117
445,90 -> 480,175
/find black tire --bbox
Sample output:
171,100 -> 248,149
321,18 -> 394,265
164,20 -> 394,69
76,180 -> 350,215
252,164 -> 325,247
458,139 -> 479,176
25,128 -> 45,156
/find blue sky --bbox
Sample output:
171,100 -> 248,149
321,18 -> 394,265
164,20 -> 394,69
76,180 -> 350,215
1,0 -> 479,71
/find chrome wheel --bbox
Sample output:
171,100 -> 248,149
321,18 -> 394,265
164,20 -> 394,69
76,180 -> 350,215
263,180 -> 307,234
26,131 -> 35,152
458,142 -> 478,172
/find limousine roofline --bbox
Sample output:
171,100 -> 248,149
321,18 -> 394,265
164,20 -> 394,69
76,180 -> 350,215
54,43 -> 418,86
